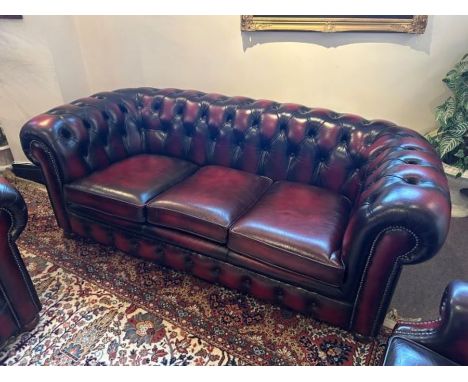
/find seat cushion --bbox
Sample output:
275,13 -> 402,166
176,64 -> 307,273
65,154 -> 198,222
228,181 -> 351,286
146,166 -> 272,243
383,336 -> 458,366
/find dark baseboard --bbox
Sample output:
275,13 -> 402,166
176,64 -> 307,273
11,162 -> 45,184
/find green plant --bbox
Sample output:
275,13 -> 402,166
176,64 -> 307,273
428,53 -> 468,176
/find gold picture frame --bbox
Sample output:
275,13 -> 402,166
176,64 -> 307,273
241,15 -> 428,34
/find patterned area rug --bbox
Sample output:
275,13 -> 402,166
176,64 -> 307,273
0,176 -> 388,365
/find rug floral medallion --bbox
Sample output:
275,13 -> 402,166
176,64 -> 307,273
0,177 -> 388,366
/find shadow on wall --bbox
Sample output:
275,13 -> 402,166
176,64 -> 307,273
241,16 -> 434,54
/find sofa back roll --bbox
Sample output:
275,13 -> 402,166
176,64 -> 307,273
21,87 -> 427,206
137,88 -> 432,205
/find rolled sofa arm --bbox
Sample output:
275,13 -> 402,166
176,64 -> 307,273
393,280 -> 468,365
342,128 -> 451,336
19,89 -> 144,232
0,177 -> 41,345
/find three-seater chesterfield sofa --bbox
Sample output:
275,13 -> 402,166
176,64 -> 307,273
19,88 -> 451,337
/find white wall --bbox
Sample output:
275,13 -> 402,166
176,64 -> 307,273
1,15 -> 468,163
74,15 -> 468,133
0,16 -> 89,162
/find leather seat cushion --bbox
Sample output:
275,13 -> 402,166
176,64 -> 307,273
228,181 -> 351,286
65,154 -> 198,222
146,166 -> 272,243
383,336 -> 458,366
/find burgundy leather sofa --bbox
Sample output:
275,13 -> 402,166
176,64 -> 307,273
0,177 -> 41,347
384,280 -> 468,366
19,88 -> 451,337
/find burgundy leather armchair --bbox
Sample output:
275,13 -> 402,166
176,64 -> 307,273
19,88 -> 451,337
384,280 -> 468,366
0,177 -> 41,347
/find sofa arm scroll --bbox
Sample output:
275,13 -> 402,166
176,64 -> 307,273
343,129 -> 451,336
19,90 -> 145,233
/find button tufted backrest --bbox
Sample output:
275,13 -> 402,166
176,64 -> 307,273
21,90 -> 145,183
134,87 -> 416,204
21,87 -> 438,206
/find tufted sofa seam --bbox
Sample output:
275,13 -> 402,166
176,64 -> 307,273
227,249 -> 345,291
149,207 -> 231,243
228,229 -> 345,270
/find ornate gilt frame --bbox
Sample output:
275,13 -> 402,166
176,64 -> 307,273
241,16 -> 428,34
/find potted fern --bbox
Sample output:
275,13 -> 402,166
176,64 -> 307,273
427,53 -> 468,217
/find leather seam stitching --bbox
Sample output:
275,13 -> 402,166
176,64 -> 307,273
229,250 -> 342,290
68,212 -> 353,315
349,226 -> 419,334
229,230 -> 345,271
27,139 -> 71,231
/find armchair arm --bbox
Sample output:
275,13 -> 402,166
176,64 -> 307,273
393,280 -> 468,365
0,177 -> 27,240
342,128 -> 451,336
0,177 -> 41,343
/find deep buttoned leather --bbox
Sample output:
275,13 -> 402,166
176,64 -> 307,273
228,181 -> 351,286
0,178 -> 41,347
67,212 -> 354,330
20,87 -> 451,336
383,337 -> 458,366
146,166 -> 272,243
20,88 -> 413,204
65,154 -> 197,222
